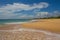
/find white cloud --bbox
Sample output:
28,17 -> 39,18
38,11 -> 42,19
33,2 -> 49,8
53,11 -> 60,17
18,14 -> 34,19
36,12 -> 48,18
0,2 -> 49,19
54,11 -> 59,13
42,11 -> 60,17
0,2 -> 49,11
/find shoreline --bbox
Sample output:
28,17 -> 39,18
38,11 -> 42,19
0,28 -> 60,36
3,19 -> 38,24
0,19 -> 60,34
21,19 -> 60,34
0,28 -> 60,40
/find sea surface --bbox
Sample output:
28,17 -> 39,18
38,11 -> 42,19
0,19 -> 32,24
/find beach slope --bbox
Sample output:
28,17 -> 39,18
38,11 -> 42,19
0,19 -> 60,33
21,19 -> 60,33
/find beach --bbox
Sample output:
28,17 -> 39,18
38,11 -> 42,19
0,19 -> 60,40
21,19 -> 60,34
0,19 -> 60,33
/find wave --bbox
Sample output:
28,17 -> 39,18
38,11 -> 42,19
31,20 -> 38,22
0,28 -> 60,37
4,22 -> 28,24
18,28 -> 60,37
4,19 -> 38,24
0,28 -> 60,40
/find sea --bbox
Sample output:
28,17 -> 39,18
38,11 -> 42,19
0,19 -> 32,24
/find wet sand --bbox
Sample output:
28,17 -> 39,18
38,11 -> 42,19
0,28 -> 60,40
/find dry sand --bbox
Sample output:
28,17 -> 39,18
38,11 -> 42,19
21,19 -> 60,33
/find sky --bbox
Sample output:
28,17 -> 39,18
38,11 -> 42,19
0,0 -> 60,19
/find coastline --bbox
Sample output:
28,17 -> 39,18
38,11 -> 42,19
0,28 -> 60,40
0,19 -> 60,40
21,19 -> 60,34
4,19 -> 38,24
0,19 -> 60,34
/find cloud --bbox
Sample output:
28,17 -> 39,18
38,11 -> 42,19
0,2 -> 49,19
41,11 -> 60,17
18,14 -> 34,19
0,2 -> 49,10
53,11 -> 60,17
36,12 -> 48,18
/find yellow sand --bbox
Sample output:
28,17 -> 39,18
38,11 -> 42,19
21,19 -> 60,33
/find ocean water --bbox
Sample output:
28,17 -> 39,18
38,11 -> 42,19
0,19 -> 31,24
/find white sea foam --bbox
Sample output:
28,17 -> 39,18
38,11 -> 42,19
4,20 -> 38,24
0,28 -> 60,37
18,28 -> 60,37
4,22 -> 28,24
31,20 -> 38,22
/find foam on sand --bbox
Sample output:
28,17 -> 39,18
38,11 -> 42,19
19,28 -> 60,36
0,28 -> 60,40
0,28 -> 60,37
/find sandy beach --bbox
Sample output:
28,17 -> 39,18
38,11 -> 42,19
21,19 -> 60,34
0,19 -> 60,40
0,19 -> 60,33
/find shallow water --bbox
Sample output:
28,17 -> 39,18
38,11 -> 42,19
0,28 -> 60,40
0,19 -> 31,24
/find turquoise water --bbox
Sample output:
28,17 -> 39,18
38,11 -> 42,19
0,19 -> 31,24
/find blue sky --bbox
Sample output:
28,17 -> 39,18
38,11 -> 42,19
0,0 -> 60,19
